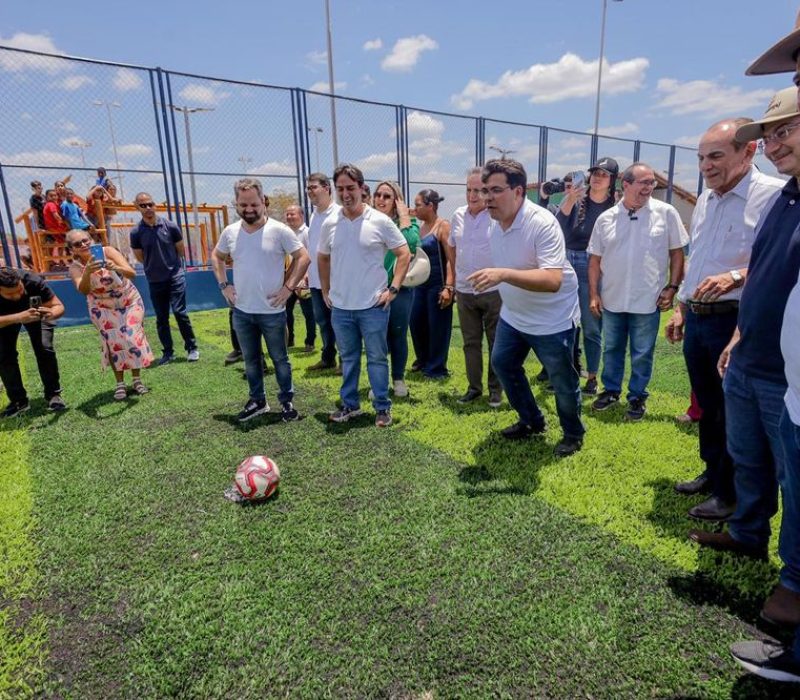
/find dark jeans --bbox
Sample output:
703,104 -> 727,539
567,249 -> 602,374
683,308 -> 738,502
600,309 -> 660,401
410,284 -> 452,378
286,293 -> 316,347
388,287 -> 413,381
456,290 -> 501,395
777,409 -> 800,664
0,320 -> 61,404
148,273 -> 197,356
311,288 -> 337,366
232,308 -> 293,404
491,318 -> 585,440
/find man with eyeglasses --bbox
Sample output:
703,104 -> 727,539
130,192 -> 199,365
468,158 -> 584,457
587,162 -> 688,421
665,119 -> 783,523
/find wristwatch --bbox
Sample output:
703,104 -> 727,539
729,269 -> 743,287
219,281 -> 231,290
665,284 -> 679,291
388,285 -> 399,295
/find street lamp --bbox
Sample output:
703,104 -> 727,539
324,0 -> 340,166
489,145 -> 515,160
307,126 -> 323,171
168,104 -> 214,257
65,139 -> 92,185
92,100 -> 124,198
593,0 -> 624,137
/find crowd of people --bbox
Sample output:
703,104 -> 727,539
2,10 -> 800,685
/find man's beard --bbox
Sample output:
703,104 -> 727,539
241,210 -> 260,224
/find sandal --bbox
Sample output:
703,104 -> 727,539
132,379 -> 149,395
113,383 -> 127,401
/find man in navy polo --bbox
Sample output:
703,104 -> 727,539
130,192 -> 199,365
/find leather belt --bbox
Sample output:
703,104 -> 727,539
687,300 -> 739,316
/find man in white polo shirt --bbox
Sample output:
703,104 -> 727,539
449,167 -> 503,408
588,162 -> 689,421
212,178 -> 310,423
318,163 -> 411,428
468,158 -> 584,457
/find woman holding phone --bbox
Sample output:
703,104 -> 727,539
66,229 -> 154,400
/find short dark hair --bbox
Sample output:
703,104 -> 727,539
417,188 -> 445,212
0,267 -> 22,288
481,158 -> 527,191
45,189 -> 55,198
30,180 -> 42,188
333,163 -> 365,187
307,172 -> 331,192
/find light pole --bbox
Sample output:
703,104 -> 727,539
237,155 -> 252,173
169,104 -> 214,256
489,145 -> 515,160
324,0 -> 340,166
593,0 -> 624,137
66,139 -> 93,185
307,126 -> 323,171
92,100 -> 124,199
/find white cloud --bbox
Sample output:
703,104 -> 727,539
556,136 -> 590,150
673,134 -> 702,148
0,149 -> 80,167
113,68 -> 143,92
654,78 -> 774,117
451,53 -> 649,110
306,50 -> 328,66
56,74 -> 95,91
360,74 -> 375,87
116,143 -> 153,158
57,119 -> 78,132
177,82 -> 230,106
248,160 -> 296,176
407,110 -> 445,138
381,35 -> 438,72
593,122 -> 639,138
0,33 -> 66,73
363,38 -> 383,51
355,151 -> 397,173
309,80 -> 347,94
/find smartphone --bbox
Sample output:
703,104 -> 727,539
29,295 -> 42,310
571,171 -> 586,189
89,243 -> 105,264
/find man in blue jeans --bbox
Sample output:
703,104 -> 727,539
318,164 -> 410,428
587,163 -> 688,421
130,192 -> 199,365
212,178 -> 310,423
468,158 -> 584,458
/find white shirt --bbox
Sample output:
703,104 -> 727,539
216,218 -> 302,314
782,269 -> 800,425
293,223 -> 309,250
588,197 -> 689,314
678,167 -> 784,303
490,199 -> 579,336
448,205 -> 496,294
318,205 -> 407,310
307,202 -> 341,289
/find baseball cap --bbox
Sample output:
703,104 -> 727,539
588,157 -> 619,177
735,87 -> 800,142
746,12 -> 800,75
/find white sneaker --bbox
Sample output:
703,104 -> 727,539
368,389 -> 375,401
187,349 -> 200,362
393,380 -> 409,397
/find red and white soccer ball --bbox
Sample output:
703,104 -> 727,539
234,455 -> 281,501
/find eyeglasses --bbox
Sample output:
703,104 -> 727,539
71,239 -> 92,248
374,192 -> 394,200
479,186 -> 512,198
137,202 -> 156,209
633,179 -> 657,187
761,120 -> 800,147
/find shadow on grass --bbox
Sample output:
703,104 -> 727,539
75,391 -> 142,420
730,669 -> 800,698
310,411 -> 375,433
437,391 -> 503,415
0,398 -> 69,431
211,411 -> 289,431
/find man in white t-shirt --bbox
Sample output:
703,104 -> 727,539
305,172 -> 341,371
284,204 -> 316,352
212,178 -> 310,423
448,167 -> 503,408
468,159 -> 584,457
588,162 -> 689,421
318,164 -> 410,427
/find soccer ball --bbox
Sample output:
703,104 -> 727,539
234,455 -> 281,500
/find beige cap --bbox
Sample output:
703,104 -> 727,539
736,87 -> 800,142
747,11 -> 800,75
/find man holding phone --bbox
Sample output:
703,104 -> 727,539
0,267 -> 66,417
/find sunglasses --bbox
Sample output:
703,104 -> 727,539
138,202 -> 156,209
374,192 -> 394,200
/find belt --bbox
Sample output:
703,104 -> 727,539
686,300 -> 739,316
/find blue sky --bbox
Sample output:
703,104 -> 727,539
0,0 -> 797,224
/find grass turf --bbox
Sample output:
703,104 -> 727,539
0,309 -> 794,698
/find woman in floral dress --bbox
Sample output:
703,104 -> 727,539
66,229 -> 154,400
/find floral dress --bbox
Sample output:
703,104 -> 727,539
80,265 -> 154,371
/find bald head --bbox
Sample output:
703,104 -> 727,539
697,118 -> 756,195
284,204 -> 304,231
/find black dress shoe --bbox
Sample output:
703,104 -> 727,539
688,530 -> 767,560
688,496 -> 735,522
554,437 -> 583,457
501,421 -> 546,440
457,388 -> 482,404
674,473 -> 710,495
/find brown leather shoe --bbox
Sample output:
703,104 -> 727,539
761,584 -> 800,628
308,360 -> 335,371
687,530 -> 768,560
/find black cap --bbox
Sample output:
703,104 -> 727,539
588,157 -> 619,177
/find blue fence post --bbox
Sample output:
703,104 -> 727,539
399,106 -> 410,202
0,163 -> 21,267
290,89 -> 308,214
696,170 -> 704,199
476,117 -> 484,166
590,133 -> 599,166
666,145 -> 677,204
633,140 -> 641,163
299,89 -> 312,218
155,69 -> 183,235
395,105 -> 403,193
149,69 -> 173,221
539,127 -> 548,187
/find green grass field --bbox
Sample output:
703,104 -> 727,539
0,309 -> 794,698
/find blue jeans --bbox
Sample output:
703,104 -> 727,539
600,309 -> 660,401
311,288 -> 337,366
148,272 -> 197,355
778,409 -> 800,663
723,360 -> 786,548
232,308 -> 293,405
567,249 -> 602,374
491,318 -> 585,440
410,284 -> 452,378
332,305 -> 391,411
388,287 -> 413,381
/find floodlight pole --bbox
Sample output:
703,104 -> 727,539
324,0 -> 340,167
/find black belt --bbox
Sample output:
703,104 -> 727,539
686,300 -> 739,316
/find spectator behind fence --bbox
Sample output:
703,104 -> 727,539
448,167 -> 503,407
96,167 -> 117,199
0,266 -> 66,417
588,162 -> 688,421
130,192 -> 199,365
372,181 -> 420,398
85,183 -> 116,229
410,189 -> 455,379
29,181 -> 45,229
42,189 -> 67,234
60,189 -> 94,233
284,204 -> 316,352
66,229 -> 154,400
